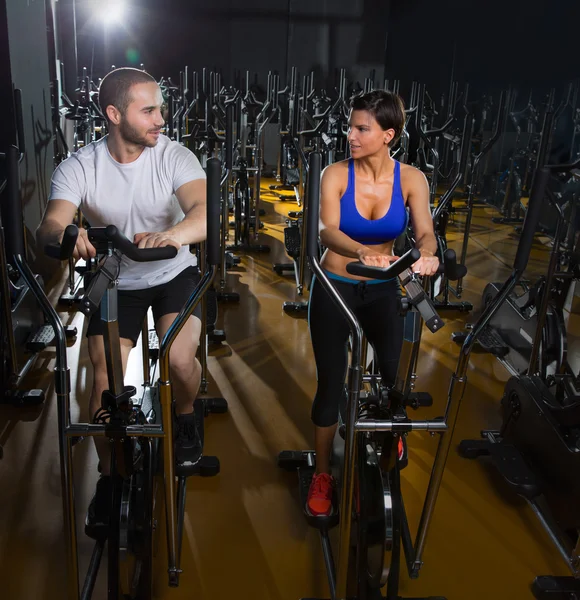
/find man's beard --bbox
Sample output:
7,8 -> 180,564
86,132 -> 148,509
119,118 -> 159,148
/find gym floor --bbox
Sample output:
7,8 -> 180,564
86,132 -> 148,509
0,183 -> 578,600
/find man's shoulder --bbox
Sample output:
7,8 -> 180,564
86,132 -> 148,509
59,138 -> 105,169
153,134 -> 190,159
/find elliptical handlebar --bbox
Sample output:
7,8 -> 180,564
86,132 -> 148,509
346,248 -> 420,279
44,224 -> 178,263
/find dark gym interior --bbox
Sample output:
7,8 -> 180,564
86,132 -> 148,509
0,1 -> 578,599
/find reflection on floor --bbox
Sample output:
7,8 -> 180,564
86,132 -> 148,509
0,181 -> 578,600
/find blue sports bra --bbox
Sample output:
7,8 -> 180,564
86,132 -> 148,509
339,159 -> 408,245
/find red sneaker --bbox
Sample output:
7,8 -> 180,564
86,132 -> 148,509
307,472 -> 335,517
398,436 -> 408,470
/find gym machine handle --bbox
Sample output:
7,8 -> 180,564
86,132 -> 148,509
438,249 -> 467,281
225,102 -> 234,170
45,225 -> 178,262
346,248 -> 421,279
206,158 -> 221,265
306,152 -> 322,258
89,226 -> 178,262
45,224 -> 79,260
14,89 -> 26,157
4,145 -> 26,259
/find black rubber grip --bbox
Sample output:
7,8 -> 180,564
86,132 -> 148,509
206,158 -> 221,265
225,103 -> 234,169
440,249 -> 467,280
45,224 -> 79,260
346,248 -> 421,279
88,225 -> 177,262
14,89 -> 25,155
3,145 -> 25,258
306,152 -> 322,258
514,167 -> 550,272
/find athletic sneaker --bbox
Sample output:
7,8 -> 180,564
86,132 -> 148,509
85,475 -> 111,537
307,472 -> 335,517
398,436 -> 408,470
174,411 -> 202,465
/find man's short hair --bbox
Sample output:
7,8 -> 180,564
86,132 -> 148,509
99,68 -> 157,121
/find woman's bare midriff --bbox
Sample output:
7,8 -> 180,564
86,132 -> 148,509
321,240 -> 395,281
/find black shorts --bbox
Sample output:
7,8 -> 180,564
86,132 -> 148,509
86,266 -> 202,346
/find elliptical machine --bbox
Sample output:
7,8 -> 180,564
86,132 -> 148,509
25,159 -> 226,599
278,152 -> 465,600
452,154 -> 580,600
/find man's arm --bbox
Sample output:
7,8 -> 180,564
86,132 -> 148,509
133,178 -> 207,249
37,199 -> 96,259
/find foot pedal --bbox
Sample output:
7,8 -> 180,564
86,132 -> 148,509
478,326 -> 509,358
208,329 -> 226,344
278,450 -> 310,471
225,253 -> 241,268
203,397 -> 228,415
273,263 -> 294,275
216,291 -> 240,303
59,292 -> 84,306
458,439 -> 492,460
176,455 -> 220,477
406,392 -> 433,408
488,443 -> 541,499
3,389 -> 45,406
84,521 -> 108,542
283,301 -> 308,315
533,576 -> 580,599
434,301 -> 473,313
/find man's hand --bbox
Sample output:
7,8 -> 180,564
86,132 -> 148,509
133,231 -> 181,250
356,247 -> 399,268
68,227 -> 96,261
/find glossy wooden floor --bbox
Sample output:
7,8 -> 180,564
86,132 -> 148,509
0,184 -> 578,600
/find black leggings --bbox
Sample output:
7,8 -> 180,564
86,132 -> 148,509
308,275 -> 404,427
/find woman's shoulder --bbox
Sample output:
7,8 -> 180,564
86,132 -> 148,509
399,161 -> 428,185
323,159 -> 349,175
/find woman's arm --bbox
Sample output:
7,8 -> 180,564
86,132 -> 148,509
405,167 -> 439,276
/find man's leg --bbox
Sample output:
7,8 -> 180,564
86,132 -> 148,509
155,313 -> 203,464
155,313 -> 202,414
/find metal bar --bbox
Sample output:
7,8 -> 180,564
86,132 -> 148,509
0,228 -> 19,377
354,420 -> 447,432
529,499 -> 578,573
320,530 -> 337,600
102,287 -> 125,397
80,540 -> 105,600
159,381 -> 179,586
176,476 -> 187,572
456,90 -> 509,295
14,256 -> 79,599
199,244 -> 208,393
312,261 -> 362,600
141,319 -> 150,385
66,424 -> 164,437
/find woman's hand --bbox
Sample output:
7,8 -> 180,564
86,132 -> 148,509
411,249 -> 439,276
356,247 -> 399,268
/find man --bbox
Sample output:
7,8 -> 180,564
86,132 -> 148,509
37,68 -> 207,528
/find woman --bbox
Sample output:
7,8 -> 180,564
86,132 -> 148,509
307,90 -> 439,517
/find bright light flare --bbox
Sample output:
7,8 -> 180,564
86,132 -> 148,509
96,1 -> 126,26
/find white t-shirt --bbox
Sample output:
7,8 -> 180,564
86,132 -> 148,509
49,134 -> 206,290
